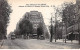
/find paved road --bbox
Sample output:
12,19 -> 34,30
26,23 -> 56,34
0,39 -> 28,49
0,39 -> 80,49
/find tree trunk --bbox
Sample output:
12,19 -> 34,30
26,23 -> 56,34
50,34 -> 53,42
65,22 -> 67,43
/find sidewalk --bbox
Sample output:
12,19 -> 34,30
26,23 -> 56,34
46,39 -> 80,49
55,39 -> 79,43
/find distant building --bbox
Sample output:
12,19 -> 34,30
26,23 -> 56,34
24,11 -> 43,31
18,11 -> 49,38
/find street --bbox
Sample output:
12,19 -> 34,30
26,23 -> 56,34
0,39 -> 80,49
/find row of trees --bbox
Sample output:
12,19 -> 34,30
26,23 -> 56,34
18,19 -> 33,38
0,0 -> 12,39
14,17 -> 44,39
61,2 -> 80,44
50,17 -> 62,42
50,1 -> 80,44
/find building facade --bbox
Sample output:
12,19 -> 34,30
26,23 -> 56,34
22,11 -> 49,38
24,11 -> 43,31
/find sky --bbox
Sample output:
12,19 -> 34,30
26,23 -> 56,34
7,0 -> 76,35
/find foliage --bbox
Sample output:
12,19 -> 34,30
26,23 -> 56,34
19,19 -> 33,35
62,2 -> 76,26
37,23 -> 44,36
49,17 -> 54,42
0,0 -> 12,37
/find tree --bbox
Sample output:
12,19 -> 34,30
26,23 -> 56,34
19,19 -> 33,38
0,0 -> 12,39
49,6 -> 61,42
53,6 -> 63,42
49,17 -> 54,42
56,21 -> 63,39
59,2 -> 76,43
76,0 -> 80,44
62,2 -> 76,27
37,22 -> 44,39
50,24 -> 54,42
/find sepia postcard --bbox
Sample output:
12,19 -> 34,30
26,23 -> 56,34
0,0 -> 80,49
